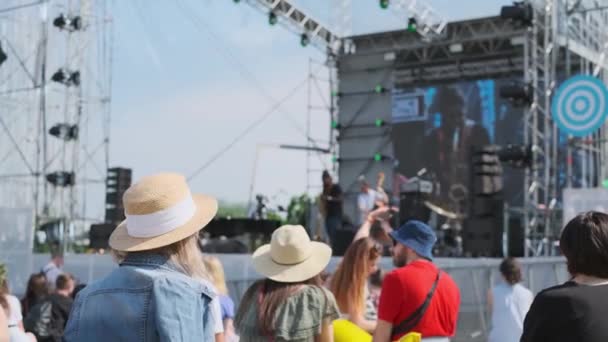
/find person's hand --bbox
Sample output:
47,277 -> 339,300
367,206 -> 398,223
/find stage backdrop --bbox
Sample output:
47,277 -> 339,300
391,77 -> 595,212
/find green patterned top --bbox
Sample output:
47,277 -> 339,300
236,285 -> 340,341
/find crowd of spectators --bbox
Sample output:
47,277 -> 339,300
1,171 -> 608,342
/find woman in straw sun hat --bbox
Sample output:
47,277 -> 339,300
64,173 -> 219,342
235,225 -> 340,341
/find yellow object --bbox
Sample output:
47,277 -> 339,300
333,319 -> 422,342
333,319 -> 372,342
397,332 -> 422,342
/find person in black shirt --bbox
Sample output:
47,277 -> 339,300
46,273 -> 74,342
320,170 -> 343,244
521,211 -> 608,342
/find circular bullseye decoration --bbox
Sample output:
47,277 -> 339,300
552,75 -> 608,137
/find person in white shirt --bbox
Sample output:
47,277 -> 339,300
488,257 -> 534,342
357,178 -> 379,225
42,249 -> 64,291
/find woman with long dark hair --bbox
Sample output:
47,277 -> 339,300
521,211 -> 608,341
20,273 -> 49,317
235,225 -> 339,341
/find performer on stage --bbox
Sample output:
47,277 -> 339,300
320,170 -> 343,244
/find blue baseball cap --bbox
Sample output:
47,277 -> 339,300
389,220 -> 437,260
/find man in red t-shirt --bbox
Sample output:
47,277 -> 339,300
373,220 -> 460,342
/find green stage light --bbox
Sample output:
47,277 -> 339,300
268,12 -> 278,25
379,0 -> 389,9
300,33 -> 310,47
332,155 -> 339,163
603,179 -> 608,188
331,120 -> 340,129
331,90 -> 339,97
375,119 -> 384,127
407,17 -> 417,32
374,153 -> 383,162
374,85 -> 385,93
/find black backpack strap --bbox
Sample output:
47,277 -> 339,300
391,269 -> 442,339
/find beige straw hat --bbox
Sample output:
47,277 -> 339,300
109,172 -> 218,252
252,225 -> 332,283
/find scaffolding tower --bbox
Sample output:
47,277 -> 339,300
0,0 -> 113,249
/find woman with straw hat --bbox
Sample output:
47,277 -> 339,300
64,173 -> 219,342
235,225 -> 339,341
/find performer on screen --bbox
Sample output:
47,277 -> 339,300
423,86 -> 490,206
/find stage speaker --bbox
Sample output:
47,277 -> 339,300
463,216 -> 503,257
89,223 -> 115,249
507,217 -> 524,257
399,192 -> 431,225
105,167 -> 132,224
471,196 -> 504,217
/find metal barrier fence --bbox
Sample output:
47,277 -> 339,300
0,253 -> 567,342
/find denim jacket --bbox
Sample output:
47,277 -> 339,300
64,253 -> 216,342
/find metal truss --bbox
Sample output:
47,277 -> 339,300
522,0 -> 560,257
0,0 -> 113,249
240,0 -> 341,53
386,0 -> 447,38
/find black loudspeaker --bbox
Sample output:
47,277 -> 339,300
105,167 -> 132,224
399,192 -> 431,225
89,223 -> 115,249
463,216 -> 503,257
507,217 -> 524,257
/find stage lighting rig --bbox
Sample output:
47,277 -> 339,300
300,33 -> 310,47
46,171 -> 76,187
268,11 -> 278,25
379,0 -> 390,9
49,123 -> 79,141
500,2 -> 533,26
499,83 -> 532,105
407,17 -> 417,32
53,13 -> 83,32
51,68 -> 80,87
0,43 -> 6,66
497,144 -> 537,168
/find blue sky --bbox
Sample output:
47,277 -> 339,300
109,0 -> 510,205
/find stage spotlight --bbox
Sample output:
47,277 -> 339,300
379,0 -> 389,9
500,2 -> 533,26
49,123 -> 79,141
300,33 -> 310,47
268,12 -> 278,25
499,83 -> 532,105
375,119 -> 385,127
53,13 -> 83,31
331,120 -> 341,129
374,85 -> 386,93
407,17 -> 417,32
51,68 -> 80,87
53,14 -> 67,29
46,171 -> 76,187
374,153 -> 390,162
0,43 -> 6,66
497,144 -> 536,168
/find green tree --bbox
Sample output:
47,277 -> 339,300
216,201 -> 248,218
286,194 -> 311,226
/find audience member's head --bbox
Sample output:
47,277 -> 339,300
560,211 -> 608,278
390,220 -> 437,267
236,225 -> 332,335
322,170 -> 332,187
56,273 -> 75,296
50,246 -> 64,268
330,237 -> 381,316
500,257 -> 523,285
202,255 -> 228,295
24,273 -> 49,303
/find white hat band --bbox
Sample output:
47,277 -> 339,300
126,192 -> 196,238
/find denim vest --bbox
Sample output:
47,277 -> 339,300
64,253 -> 216,342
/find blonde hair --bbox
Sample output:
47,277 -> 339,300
202,255 -> 228,295
113,233 -> 208,280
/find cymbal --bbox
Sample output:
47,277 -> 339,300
424,201 -> 460,220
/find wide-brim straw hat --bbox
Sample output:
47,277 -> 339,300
109,172 -> 218,252
252,225 -> 332,283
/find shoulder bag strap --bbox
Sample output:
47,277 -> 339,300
391,269 -> 442,339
